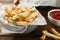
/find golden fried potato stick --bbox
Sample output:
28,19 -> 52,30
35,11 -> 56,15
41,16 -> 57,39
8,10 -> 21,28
13,0 -> 19,5
4,6 -> 12,14
43,30 -> 60,40
40,30 -> 47,40
50,28 -> 60,37
40,34 -> 46,40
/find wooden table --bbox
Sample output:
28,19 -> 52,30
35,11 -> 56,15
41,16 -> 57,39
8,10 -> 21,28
0,6 -> 60,40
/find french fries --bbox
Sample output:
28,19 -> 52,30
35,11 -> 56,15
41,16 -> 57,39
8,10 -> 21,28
4,6 -> 12,14
41,30 -> 60,40
50,28 -> 60,37
25,12 -> 39,22
13,0 -> 19,5
43,30 -> 60,40
40,30 -> 46,40
4,6 -> 39,26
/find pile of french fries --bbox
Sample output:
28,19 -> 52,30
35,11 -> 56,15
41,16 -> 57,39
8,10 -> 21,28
4,6 -> 39,26
40,28 -> 60,40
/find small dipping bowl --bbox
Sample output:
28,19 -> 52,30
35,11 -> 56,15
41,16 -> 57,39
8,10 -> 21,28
48,9 -> 60,26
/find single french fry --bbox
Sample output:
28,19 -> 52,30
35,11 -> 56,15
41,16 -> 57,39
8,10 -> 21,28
40,34 -> 46,40
4,6 -> 12,14
50,28 -> 60,37
43,30 -> 60,40
13,0 -> 19,5
40,30 -> 46,40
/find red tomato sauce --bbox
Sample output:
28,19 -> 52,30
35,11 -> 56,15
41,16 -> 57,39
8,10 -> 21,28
50,11 -> 60,20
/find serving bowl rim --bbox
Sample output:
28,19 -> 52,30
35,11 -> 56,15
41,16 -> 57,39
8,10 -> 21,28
48,9 -> 60,21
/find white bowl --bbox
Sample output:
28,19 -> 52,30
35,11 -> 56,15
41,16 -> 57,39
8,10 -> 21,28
0,4 -> 47,34
0,4 -> 38,34
0,17 -> 37,34
48,9 -> 60,26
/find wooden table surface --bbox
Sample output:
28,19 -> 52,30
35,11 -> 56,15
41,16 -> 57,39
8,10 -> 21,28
0,6 -> 60,40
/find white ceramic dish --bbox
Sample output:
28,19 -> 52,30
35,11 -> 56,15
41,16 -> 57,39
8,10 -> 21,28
0,4 -> 47,34
48,9 -> 60,26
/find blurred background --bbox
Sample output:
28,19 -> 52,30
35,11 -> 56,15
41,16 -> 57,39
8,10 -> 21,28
0,0 -> 60,7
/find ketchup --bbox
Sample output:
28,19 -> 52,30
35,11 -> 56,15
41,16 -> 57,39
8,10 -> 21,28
50,11 -> 60,20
